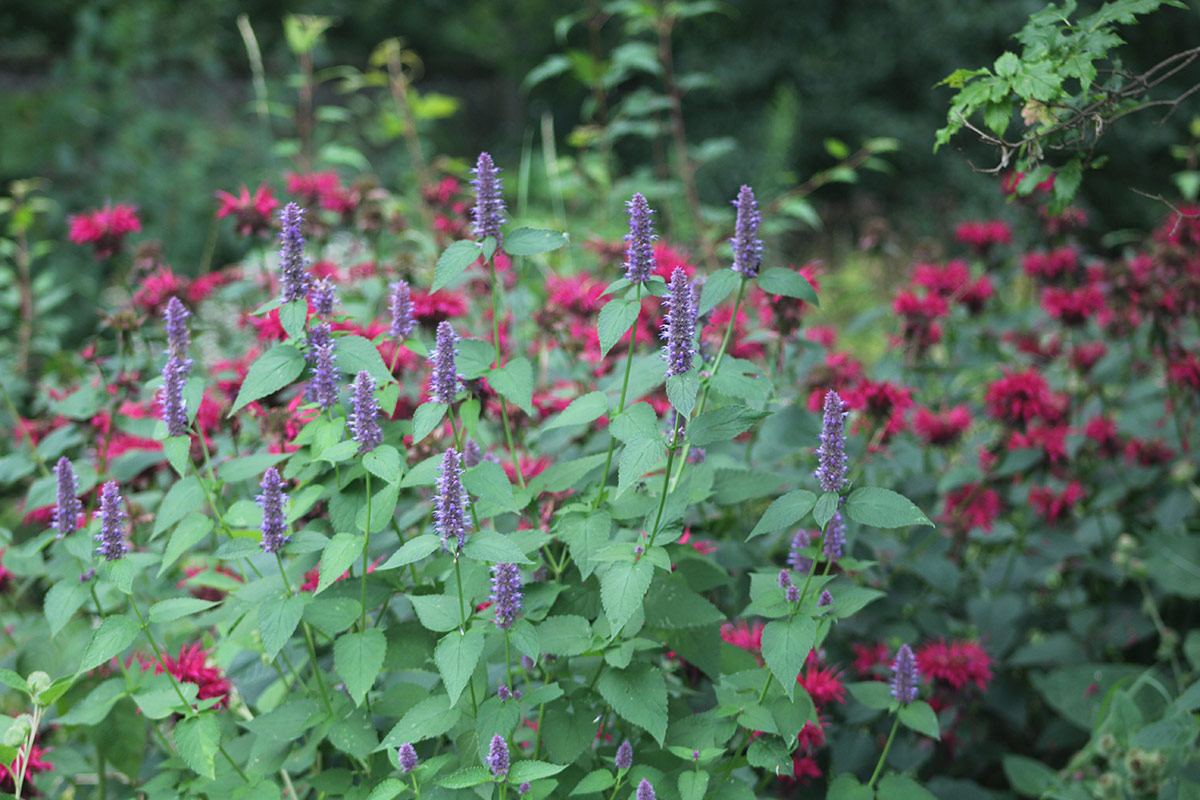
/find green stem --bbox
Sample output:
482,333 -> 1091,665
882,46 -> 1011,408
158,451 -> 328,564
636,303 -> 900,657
452,555 -> 479,715
275,553 -> 336,717
645,434 -> 680,551
867,715 -> 901,789
489,254 -> 526,489
362,471 -> 372,633
594,283 -> 643,507
504,630 -> 514,693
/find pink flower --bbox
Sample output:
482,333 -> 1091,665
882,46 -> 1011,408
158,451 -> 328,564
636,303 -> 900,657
69,204 -> 141,258
985,369 -> 1067,426
943,483 -> 1001,533
954,220 -> 1012,253
1041,284 -> 1106,326
139,643 -> 231,708
915,640 -> 992,690
1029,481 -> 1085,523
913,405 -> 971,446
132,265 -> 188,316
720,620 -> 764,657
215,183 -> 279,236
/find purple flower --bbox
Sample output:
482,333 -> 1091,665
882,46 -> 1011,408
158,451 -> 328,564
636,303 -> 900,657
389,280 -> 415,341
278,203 -> 311,302
520,655 -> 535,671
79,568 -> 96,583
434,448 -> 472,552
662,267 -> 697,378
624,193 -> 657,284
730,184 -> 763,278
307,319 -> 332,351
487,734 -> 509,778
95,481 -> 128,561
497,684 -> 513,701
815,390 -> 848,493
891,643 -> 919,705
823,510 -> 845,564
518,783 -> 531,795
789,530 -> 813,575
687,447 -> 707,465
54,457 -> 82,537
164,296 -> 190,358
785,584 -> 800,603
429,321 -> 460,404
615,740 -> 633,771
471,152 -> 507,246
490,562 -> 524,630
818,589 -> 833,607
257,467 -> 291,554
462,438 -> 484,468
397,743 -> 418,773
310,339 -> 339,411
778,570 -> 792,589
310,277 -> 336,316
349,371 -> 382,454
636,779 -> 656,800
159,297 -> 193,438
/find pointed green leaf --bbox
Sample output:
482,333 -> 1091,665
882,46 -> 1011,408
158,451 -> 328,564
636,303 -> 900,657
490,357 -> 535,416
174,713 -> 219,779
434,629 -> 485,707
596,664 -> 667,744
541,391 -> 608,432
317,533 -> 365,594
79,615 -> 140,674
231,344 -> 305,415
761,616 -> 817,700
844,487 -> 933,528
433,240 -> 482,292
600,559 -> 653,633
598,299 -> 640,357
335,629 -> 387,706
748,490 -> 817,540
411,402 -> 448,444
503,227 -> 568,255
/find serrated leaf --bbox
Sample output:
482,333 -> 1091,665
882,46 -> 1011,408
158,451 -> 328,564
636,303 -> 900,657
559,511 -> 611,580
279,298 -> 308,341
844,487 -> 933,528
231,344 -> 305,415
598,299 -> 640,357
379,694 -> 461,748
149,597 -> 218,624
748,490 -> 817,539
814,491 -> 840,530
666,371 -> 699,419
504,227 -> 568,256
541,391 -> 607,432
463,462 -> 519,516
258,595 -> 307,658
46,580 -> 89,637
337,334 -> 393,384
317,533 -> 364,594
433,240 -> 481,293
490,357 -> 535,416
158,513 -> 214,578
434,629 -> 485,707
678,771 -> 709,800
698,269 -> 740,315
758,267 -> 819,305
411,402 -> 448,444
537,615 -> 592,657
335,629 -> 387,706
848,680 -> 894,710
463,530 -> 533,564
571,769 -> 615,795
601,559 -> 653,633
174,713 -> 219,779
164,435 -> 190,478
687,405 -> 769,446
79,615 -> 140,674
378,534 -> 441,571
597,664 -> 667,744
152,476 -> 205,539
363,445 -> 402,485
509,760 -> 567,782
59,679 -> 126,726
761,616 -> 816,700
438,766 -> 492,789
408,594 -> 463,633
899,700 -> 941,739
617,436 -> 664,498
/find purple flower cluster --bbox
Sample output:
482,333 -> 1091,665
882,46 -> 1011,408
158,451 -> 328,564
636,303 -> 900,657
823,510 -> 846,564
159,297 -> 193,437
54,456 -> 81,537
490,562 -> 524,630
818,589 -> 834,608
397,743 -> 418,773
434,448 -> 471,552
429,321 -> 460,404
471,152 -> 507,246
624,193 -> 657,284
389,280 -> 415,341
349,371 -> 382,454
487,734 -> 509,778
778,570 -> 800,603
95,481 -> 128,561
637,779 -> 657,800
310,277 -> 336,316
891,643 -> 919,705
310,334 -> 339,411
730,184 -> 763,278
789,529 -> 813,575
278,203 -> 311,302
815,389 -> 849,493
661,267 -> 697,378
615,740 -> 633,770
257,467 -> 291,554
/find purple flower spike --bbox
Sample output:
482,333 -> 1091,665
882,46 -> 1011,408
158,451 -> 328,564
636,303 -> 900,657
397,743 -> 418,773
54,457 -> 82,537
159,297 -> 193,438
777,570 -> 793,589
462,438 -> 484,468
785,584 -> 801,603
471,152 -> 507,246
518,783 -> 531,795
891,643 -> 919,705
815,390 -> 849,493
615,740 -> 633,771
349,371 -> 382,454
164,297 -> 190,358
662,267 -> 697,378
257,467 -> 291,554
389,280 -> 415,341
95,481 -> 128,561
434,448 -> 472,552
624,193 -> 657,284
487,734 -> 510,778
429,321 -> 460,404
310,277 -> 336,316
311,339 -> 339,411
278,203 -> 311,302
823,510 -> 845,564
818,589 -> 833,607
789,530 -> 813,575
490,562 -> 524,630
636,779 -> 657,800
730,184 -> 763,278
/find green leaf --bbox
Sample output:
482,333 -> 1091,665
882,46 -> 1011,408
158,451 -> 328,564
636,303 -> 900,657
617,436 -> 664,498
158,513 -> 214,578
408,594 -> 463,633
366,779 -> 406,800
559,511 -> 612,580
438,767 -> 493,789
761,616 -> 817,700
434,629 -> 485,707
463,462 -> 519,516
509,761 -> 568,782
504,227 -> 568,256
231,344 -> 305,414
335,629 -> 387,706
59,679 -> 126,726
463,530 -> 533,565
814,491 -> 840,530
433,240 -> 481,292
258,595 -> 307,658
378,534 -> 441,571
698,269 -> 740,315
457,338 -> 494,379
748,490 -> 817,539
78,615 -> 140,674
597,664 -> 668,744
337,335 -> 393,384
174,714 -> 219,780
758,267 -> 819,305
537,615 -> 593,657
994,51 -> 1020,77
899,700 -> 940,739
1003,754 -> 1057,797
666,371 -> 699,419
241,699 -> 321,741
598,299 -> 640,357
319,440 -> 360,463
688,405 -> 769,446
164,435 -> 190,478
844,487 -> 933,528
678,771 -> 709,800
571,769 -> 615,795
643,574 -> 724,629
149,598 -> 218,624
541,391 -> 608,432
218,452 -> 288,483
601,559 -> 653,632
379,694 -> 461,747
827,775 -> 875,800
490,358 -> 535,416
317,533 -> 365,594
877,774 -> 936,800
363,445 -> 402,485
279,298 -> 308,341
411,402 -> 448,444
152,476 -> 205,539
848,681 -> 894,711
45,580 -> 89,637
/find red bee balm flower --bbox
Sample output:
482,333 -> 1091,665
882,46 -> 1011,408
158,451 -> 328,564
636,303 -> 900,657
140,643 -> 231,708
69,204 -> 141,258
915,640 -> 992,690
216,183 -> 279,237
1029,481 -> 1085,523
913,405 -> 971,446
985,369 -> 1066,426
797,652 -> 846,708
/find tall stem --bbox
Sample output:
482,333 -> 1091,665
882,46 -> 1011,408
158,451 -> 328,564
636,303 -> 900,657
489,255 -> 526,488
867,715 -> 901,789
362,471 -> 372,633
595,283 -> 643,508
646,433 -> 680,550
275,553 -> 336,717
